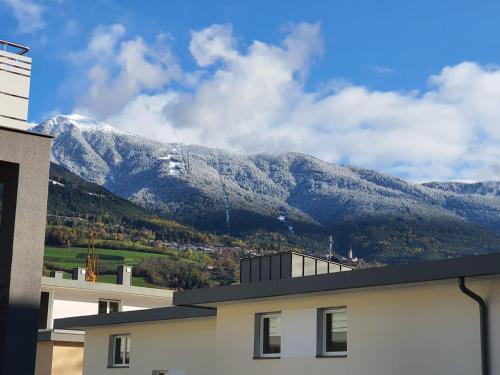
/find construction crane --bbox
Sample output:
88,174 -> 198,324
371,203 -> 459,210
86,232 -> 99,282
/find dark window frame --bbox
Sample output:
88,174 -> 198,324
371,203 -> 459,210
99,299 -> 122,314
254,311 -> 281,359
316,306 -> 348,358
108,334 -> 131,368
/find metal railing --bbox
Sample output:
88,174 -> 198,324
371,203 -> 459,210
0,40 -> 29,55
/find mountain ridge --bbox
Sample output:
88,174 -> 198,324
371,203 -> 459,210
32,114 -> 500,263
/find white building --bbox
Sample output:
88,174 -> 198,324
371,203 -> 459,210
0,40 -> 31,130
36,266 -> 172,375
55,252 -> 500,375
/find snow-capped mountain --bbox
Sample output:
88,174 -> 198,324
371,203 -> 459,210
31,114 -> 500,263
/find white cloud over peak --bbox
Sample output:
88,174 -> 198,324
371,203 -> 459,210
73,24 -> 182,119
67,22 -> 500,182
2,0 -> 44,33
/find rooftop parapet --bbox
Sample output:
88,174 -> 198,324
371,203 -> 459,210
240,251 -> 353,284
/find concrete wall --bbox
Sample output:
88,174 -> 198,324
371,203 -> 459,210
214,277 -> 500,375
0,128 -> 52,374
35,342 -> 84,375
82,317 -> 216,375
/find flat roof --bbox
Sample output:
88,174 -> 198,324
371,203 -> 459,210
41,276 -> 173,299
54,306 -> 216,330
173,252 -> 500,306
38,329 -> 84,343
0,126 -> 53,139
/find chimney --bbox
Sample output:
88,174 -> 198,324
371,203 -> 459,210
72,267 -> 87,282
51,270 -> 64,279
117,265 -> 132,286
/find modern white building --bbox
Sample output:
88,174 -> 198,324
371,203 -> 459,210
55,252 -> 500,375
0,40 -> 31,130
36,266 -> 173,375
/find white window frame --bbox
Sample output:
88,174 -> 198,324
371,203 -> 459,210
322,307 -> 347,357
111,334 -> 130,367
99,299 -> 122,314
259,313 -> 281,358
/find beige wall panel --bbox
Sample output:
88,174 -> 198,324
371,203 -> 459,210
0,94 -> 29,119
0,70 -> 30,97
52,342 -> 84,375
0,115 -> 27,130
35,342 -> 54,375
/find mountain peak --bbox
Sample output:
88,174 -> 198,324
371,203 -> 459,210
33,114 -> 124,135
61,114 -> 124,134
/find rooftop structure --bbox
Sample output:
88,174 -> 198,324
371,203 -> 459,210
239,251 -> 352,285
0,40 -> 31,130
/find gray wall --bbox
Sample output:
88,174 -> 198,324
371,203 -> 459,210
0,127 -> 51,375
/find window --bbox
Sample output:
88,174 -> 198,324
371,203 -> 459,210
109,334 -> 130,367
99,299 -> 121,314
152,371 -> 168,375
254,313 -> 281,358
38,292 -> 50,329
318,307 -> 347,357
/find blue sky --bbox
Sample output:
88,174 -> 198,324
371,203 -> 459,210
2,0 -> 500,181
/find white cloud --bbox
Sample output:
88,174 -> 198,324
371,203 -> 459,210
67,22 -> 500,182
2,0 -> 44,33
371,66 -> 393,74
73,24 -> 182,119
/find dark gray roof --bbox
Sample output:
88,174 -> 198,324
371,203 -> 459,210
54,306 -> 216,330
173,252 -> 500,306
38,329 -> 84,343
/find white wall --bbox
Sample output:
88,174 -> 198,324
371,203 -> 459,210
0,50 -> 31,130
80,276 -> 500,375
214,277 -> 500,375
82,318 -> 216,375
42,287 -> 171,328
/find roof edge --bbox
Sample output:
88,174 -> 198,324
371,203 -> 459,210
173,252 -> 500,306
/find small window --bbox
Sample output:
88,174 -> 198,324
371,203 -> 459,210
39,292 -> 50,329
152,371 -> 168,375
255,313 -> 281,358
318,307 -> 347,357
99,299 -> 121,314
110,334 -> 130,367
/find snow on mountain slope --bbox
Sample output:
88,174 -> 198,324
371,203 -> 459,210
31,114 -> 500,262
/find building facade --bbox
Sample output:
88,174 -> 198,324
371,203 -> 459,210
0,40 -> 52,375
56,252 -> 500,375
36,268 -> 173,375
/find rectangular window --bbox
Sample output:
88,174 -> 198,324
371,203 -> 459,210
152,371 -> 169,375
99,299 -> 121,314
110,334 -> 130,367
255,313 -> 281,358
38,292 -> 50,329
318,307 -> 347,357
